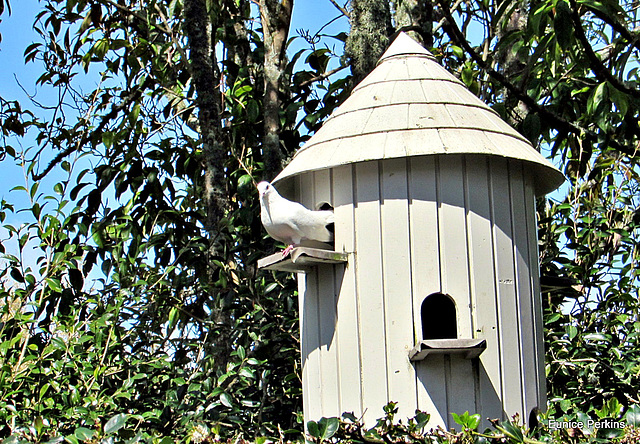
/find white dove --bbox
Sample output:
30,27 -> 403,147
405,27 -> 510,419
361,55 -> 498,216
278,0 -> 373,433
257,181 -> 334,256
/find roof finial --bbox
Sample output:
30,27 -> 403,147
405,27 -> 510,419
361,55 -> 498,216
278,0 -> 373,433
379,32 -> 436,64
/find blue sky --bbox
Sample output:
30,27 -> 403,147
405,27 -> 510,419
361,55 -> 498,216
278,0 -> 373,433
0,0 -> 348,202
0,0 -> 348,278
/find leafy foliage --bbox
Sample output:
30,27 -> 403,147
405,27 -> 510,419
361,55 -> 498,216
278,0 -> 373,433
0,0 -> 349,439
0,0 -> 639,441
307,403 -> 640,443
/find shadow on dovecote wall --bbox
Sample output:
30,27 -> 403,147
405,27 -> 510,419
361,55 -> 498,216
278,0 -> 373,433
298,263 -> 346,370
415,356 -> 507,428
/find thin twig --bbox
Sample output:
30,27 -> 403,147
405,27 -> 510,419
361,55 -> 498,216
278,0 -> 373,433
569,0 -> 640,100
154,4 -> 191,75
437,0 -> 638,156
299,64 -> 348,88
328,0 -> 349,18
433,0 -> 464,33
33,77 -> 152,180
95,0 -> 172,36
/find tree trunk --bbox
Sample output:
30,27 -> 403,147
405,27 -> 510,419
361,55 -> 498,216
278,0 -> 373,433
260,0 -> 293,181
393,0 -> 433,47
345,0 -> 393,84
183,0 -> 232,367
183,0 -> 226,234
494,0 -> 529,126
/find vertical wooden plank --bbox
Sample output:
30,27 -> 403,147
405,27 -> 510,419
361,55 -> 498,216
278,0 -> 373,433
354,161 -> 388,424
316,263 -> 340,416
296,173 -> 312,425
299,173 -> 324,420
332,165 -> 363,417
314,169 -> 333,207
380,158 -> 417,420
447,356 -> 475,427
489,157 -> 524,417
465,157 -> 503,424
298,273 -> 311,427
299,173 -> 313,208
408,156 -> 442,332
408,156 -> 447,429
437,155 -> 476,423
437,156 -> 473,338
524,169 -> 547,410
508,161 -> 538,416
303,270 -> 323,420
313,171 -> 341,416
416,358 -> 448,429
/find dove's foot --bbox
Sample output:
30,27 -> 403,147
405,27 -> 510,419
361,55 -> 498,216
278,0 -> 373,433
282,245 -> 294,257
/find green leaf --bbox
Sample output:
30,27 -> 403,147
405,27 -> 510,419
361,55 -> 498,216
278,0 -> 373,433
130,103 -> 141,123
102,131 -> 115,149
587,82 -> 608,115
597,426 -> 624,439
30,182 -> 39,199
79,11 -> 92,34
10,268 -> 24,283
74,427 -> 94,442
45,278 -> 63,292
498,421 -> 524,441
307,420 -> 320,438
415,411 -> 430,429
34,416 -> 44,435
322,417 -> 340,440
239,367 -> 255,379
167,307 -> 179,330
247,100 -> 259,123
220,392 -> 233,408
237,174 -> 253,190
308,417 -> 339,440
567,325 -> 578,339
583,333 -> 610,342
554,0 -> 573,50
104,413 -> 127,435
625,404 -> 640,426
468,413 -> 481,430
461,67 -> 474,86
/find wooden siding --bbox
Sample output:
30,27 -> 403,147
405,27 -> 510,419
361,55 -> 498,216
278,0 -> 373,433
296,155 -> 546,429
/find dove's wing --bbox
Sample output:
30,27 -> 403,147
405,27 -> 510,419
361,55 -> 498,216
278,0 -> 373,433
292,207 -> 334,243
261,191 -> 334,245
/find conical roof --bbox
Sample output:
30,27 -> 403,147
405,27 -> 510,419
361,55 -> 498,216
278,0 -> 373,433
274,32 -> 564,195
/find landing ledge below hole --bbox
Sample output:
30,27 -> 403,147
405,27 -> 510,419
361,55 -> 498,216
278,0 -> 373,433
258,247 -> 348,273
409,339 -> 487,361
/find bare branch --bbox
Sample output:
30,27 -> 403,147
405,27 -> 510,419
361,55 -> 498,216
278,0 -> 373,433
153,4 -> 191,74
32,78 -> 152,181
299,64 -> 348,88
584,5 -> 640,55
433,0 -> 464,33
569,0 -> 640,100
328,0 -> 349,18
437,0 -> 638,156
